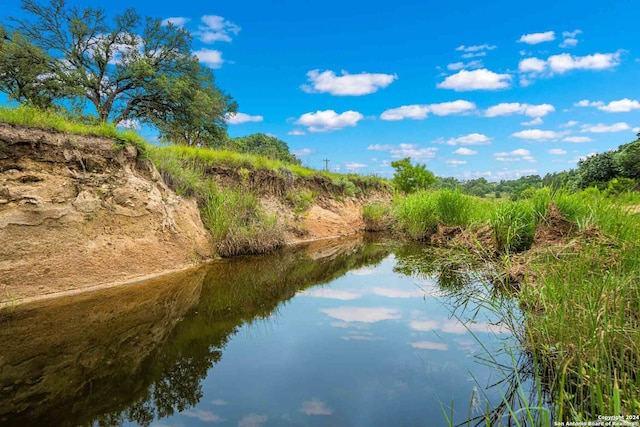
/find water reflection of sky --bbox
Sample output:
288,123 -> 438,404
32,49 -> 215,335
148,254 -> 513,427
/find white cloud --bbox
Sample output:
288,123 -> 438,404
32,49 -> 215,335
300,400 -> 333,416
455,44 -> 496,52
367,143 -> 439,159
161,17 -> 191,27
563,136 -> 592,143
410,341 -> 449,351
380,105 -> 430,121
442,133 -> 492,146
292,148 -> 315,156
548,52 -> 621,73
574,100 -> 604,107
634,127 -> 640,133
599,98 -> 640,113
518,31 -> 555,44
511,129 -> 564,140
345,162 -> 367,172
226,112 -> 264,125
485,102 -> 555,118
211,399 -> 227,406
238,414 -> 268,427
494,148 -> 535,162
560,120 -> 579,128
581,122 -> 630,133
301,69 -> 397,96
548,149 -> 567,155
380,100 -> 475,120
446,159 -> 467,166
519,57 -> 546,73
194,49 -> 225,68
453,147 -> 477,155
294,110 -> 363,132
461,52 -> 487,59
299,288 -> 361,300
197,15 -> 240,43
522,117 -> 543,126
117,119 -> 141,130
288,129 -> 306,136
320,307 -> 401,323
371,287 -> 425,298
183,410 -> 224,422
437,69 -> 512,91
560,30 -> 582,48
447,60 -> 483,70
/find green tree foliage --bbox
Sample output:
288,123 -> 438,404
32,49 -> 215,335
0,26 -> 63,108
616,139 -> 640,179
577,151 -> 619,188
390,157 -> 437,193
152,63 -> 237,147
5,0 -> 235,136
228,133 -> 301,165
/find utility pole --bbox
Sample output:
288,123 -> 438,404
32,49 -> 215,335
323,158 -> 330,172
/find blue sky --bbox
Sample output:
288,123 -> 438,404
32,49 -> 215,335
2,0 -> 640,180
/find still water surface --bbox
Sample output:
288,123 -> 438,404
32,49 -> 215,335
0,236 -> 524,427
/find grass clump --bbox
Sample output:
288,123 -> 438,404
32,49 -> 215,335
363,202 -> 392,231
436,189 -> 474,226
490,200 -> 535,254
285,189 -> 316,218
393,191 -> 438,239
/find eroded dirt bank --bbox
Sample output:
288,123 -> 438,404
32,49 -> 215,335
0,124 -> 390,303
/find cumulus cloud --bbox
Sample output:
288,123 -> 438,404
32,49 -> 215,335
485,102 -> 555,118
194,49 -> 225,68
522,117 -> 543,126
511,129 -> 564,140
494,148 -> 535,162
367,143 -> 438,159
548,149 -> 567,155
453,147 -> 477,155
300,400 -> 333,416
197,15 -> 240,43
294,110 -> 363,132
581,122 -> 631,133
560,30 -> 582,48
438,133 -> 492,146
438,69 -> 512,91
519,57 -> 547,73
548,52 -> 621,73
161,17 -> 190,27
380,100 -> 475,120
301,69 -> 397,96
117,119 -> 141,130
288,129 -> 306,136
344,162 -> 367,172
563,136 -> 592,143
445,159 -> 467,166
560,120 -> 579,128
599,99 -> 640,113
518,31 -> 555,45
226,112 -> 264,124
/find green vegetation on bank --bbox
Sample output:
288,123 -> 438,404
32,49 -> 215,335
386,182 -> 640,421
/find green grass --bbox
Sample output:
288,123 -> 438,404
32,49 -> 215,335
490,200 -> 536,254
0,105 -> 146,150
436,189 -> 475,226
393,190 -> 439,239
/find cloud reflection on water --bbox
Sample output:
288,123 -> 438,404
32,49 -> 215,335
320,307 -> 402,323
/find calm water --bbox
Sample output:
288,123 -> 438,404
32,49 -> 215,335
0,236 -> 528,427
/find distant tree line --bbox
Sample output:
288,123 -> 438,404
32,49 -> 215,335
0,0 -> 300,164
392,134 -> 640,198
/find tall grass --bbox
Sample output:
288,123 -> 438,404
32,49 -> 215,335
490,200 -> 536,254
393,191 -> 439,239
0,105 -> 146,149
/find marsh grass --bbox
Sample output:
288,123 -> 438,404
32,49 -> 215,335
393,191 -> 439,239
437,189 -> 474,226
490,201 -> 536,254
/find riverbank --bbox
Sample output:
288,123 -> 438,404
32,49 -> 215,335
0,119 -> 391,304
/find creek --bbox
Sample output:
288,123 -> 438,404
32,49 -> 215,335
0,235 -> 535,427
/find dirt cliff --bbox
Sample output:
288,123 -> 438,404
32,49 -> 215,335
0,124 -> 391,304
0,124 -> 212,302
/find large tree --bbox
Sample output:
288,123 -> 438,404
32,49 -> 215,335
9,0 -> 234,132
390,157 -> 437,193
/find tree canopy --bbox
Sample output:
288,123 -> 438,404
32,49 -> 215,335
0,0 -> 236,145
391,157 -> 437,193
